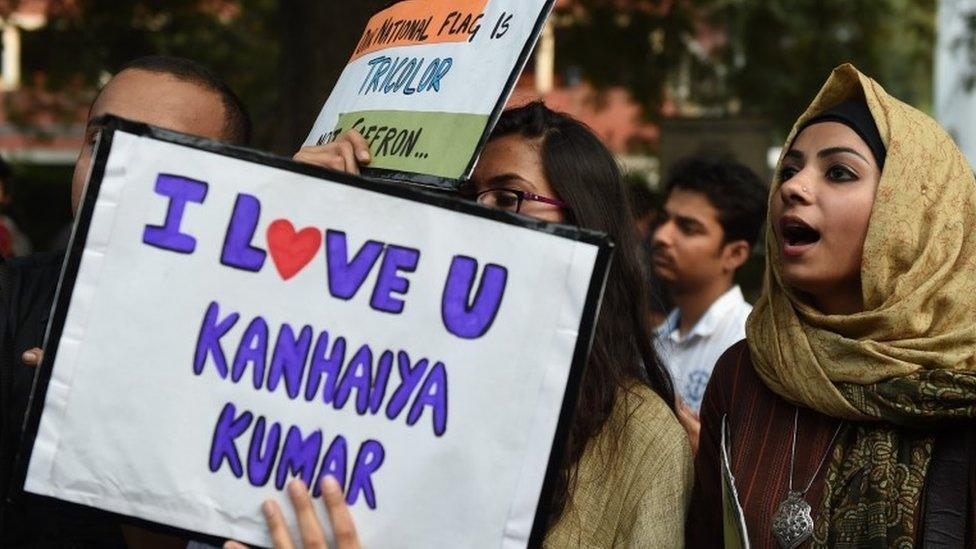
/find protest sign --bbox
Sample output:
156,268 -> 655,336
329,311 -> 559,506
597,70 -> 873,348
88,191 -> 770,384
721,416 -> 750,549
19,116 -> 611,548
304,0 -> 556,188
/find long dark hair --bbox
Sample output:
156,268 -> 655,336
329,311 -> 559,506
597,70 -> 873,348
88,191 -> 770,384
490,101 -> 675,528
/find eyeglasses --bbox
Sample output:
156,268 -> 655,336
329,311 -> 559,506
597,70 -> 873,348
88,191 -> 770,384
473,188 -> 569,214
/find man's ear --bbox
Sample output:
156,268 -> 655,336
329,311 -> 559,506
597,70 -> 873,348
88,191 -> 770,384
722,239 -> 751,273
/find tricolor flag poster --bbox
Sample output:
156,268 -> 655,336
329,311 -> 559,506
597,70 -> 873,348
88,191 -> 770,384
305,0 -> 556,188
19,117 -> 611,548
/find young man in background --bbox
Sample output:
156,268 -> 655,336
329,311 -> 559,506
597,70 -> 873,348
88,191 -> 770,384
651,157 -> 766,452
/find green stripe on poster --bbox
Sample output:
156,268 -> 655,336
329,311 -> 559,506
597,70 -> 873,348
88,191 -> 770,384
332,110 -> 489,179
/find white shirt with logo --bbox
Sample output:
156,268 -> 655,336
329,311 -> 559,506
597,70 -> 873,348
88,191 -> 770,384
654,285 -> 751,412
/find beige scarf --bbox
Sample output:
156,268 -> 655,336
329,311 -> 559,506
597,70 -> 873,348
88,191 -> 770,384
746,64 -> 976,545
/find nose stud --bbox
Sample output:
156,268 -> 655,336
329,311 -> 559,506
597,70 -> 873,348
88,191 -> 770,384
802,187 -> 809,193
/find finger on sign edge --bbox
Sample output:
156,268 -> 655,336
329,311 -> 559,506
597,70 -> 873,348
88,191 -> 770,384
289,479 -> 328,549
263,499 -> 297,549
335,141 -> 360,176
22,348 -> 43,367
294,150 -> 347,173
343,130 -> 371,164
321,476 -> 361,549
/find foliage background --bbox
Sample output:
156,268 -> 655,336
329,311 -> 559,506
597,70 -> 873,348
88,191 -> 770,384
1,0 -> 943,257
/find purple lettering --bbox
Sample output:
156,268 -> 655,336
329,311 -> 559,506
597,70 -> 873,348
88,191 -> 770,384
334,344 -> 372,414
208,402 -> 253,478
385,351 -> 428,419
305,331 -> 346,404
275,425 -> 323,490
325,230 -> 383,300
347,440 -> 385,509
369,350 -> 394,414
193,301 -> 239,378
142,173 -> 208,253
232,316 -> 268,389
441,256 -> 507,339
267,324 -> 313,399
246,416 -> 281,486
221,193 -> 267,272
312,435 -> 349,497
407,361 -> 448,436
370,245 -> 420,314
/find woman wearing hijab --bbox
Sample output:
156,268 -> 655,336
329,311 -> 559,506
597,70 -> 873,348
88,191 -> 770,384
687,63 -> 976,548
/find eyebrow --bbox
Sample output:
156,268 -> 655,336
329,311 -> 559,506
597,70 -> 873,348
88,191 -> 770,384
817,146 -> 869,163
481,173 -> 535,191
783,147 -> 870,164
668,212 -> 705,229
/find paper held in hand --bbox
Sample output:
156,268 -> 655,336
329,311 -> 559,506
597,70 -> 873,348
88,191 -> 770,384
20,116 -> 611,548
304,0 -> 556,189
721,415 -> 751,548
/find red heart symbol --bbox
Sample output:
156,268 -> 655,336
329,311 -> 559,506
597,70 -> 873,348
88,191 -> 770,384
267,219 -> 322,280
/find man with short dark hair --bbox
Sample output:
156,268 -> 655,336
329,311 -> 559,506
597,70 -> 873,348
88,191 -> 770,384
651,156 -> 766,451
70,55 -> 252,213
0,55 -> 250,547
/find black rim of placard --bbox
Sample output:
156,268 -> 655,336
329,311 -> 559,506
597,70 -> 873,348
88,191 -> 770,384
13,116 -> 613,548
348,0 -> 558,190
464,0 -> 557,182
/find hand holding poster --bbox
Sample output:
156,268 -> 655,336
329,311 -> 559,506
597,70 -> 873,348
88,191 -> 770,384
20,117 -> 611,548
305,0 -> 556,187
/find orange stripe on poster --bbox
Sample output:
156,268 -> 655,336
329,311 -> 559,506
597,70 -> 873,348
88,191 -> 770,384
350,0 -> 491,62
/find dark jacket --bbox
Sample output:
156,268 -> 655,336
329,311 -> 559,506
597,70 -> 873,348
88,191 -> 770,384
0,251 -> 125,548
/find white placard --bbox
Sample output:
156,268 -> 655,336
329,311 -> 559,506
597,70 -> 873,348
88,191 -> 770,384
22,118 -> 610,548
304,0 -> 555,186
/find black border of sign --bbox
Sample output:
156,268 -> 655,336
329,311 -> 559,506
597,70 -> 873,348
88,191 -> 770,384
344,0 -> 558,191
13,115 -> 613,548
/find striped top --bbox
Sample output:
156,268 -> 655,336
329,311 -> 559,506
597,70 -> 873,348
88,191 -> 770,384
686,340 -> 976,548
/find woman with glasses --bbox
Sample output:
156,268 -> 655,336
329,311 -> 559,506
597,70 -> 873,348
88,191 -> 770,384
266,101 -> 692,548
466,102 -> 691,547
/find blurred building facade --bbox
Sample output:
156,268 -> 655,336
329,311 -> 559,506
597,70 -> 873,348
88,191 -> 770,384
0,1 -> 775,180
0,0 -> 84,166
510,0 -> 772,187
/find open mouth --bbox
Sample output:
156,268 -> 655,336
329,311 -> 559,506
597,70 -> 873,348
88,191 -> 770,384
780,216 -> 821,250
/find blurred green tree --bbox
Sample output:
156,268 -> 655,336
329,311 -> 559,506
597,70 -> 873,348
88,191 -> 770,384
9,1 -> 938,147
2,0 -> 395,250
552,0 -> 694,119
16,0 -> 388,153
716,0 -> 936,134
550,0 -> 934,135
274,0 -> 390,151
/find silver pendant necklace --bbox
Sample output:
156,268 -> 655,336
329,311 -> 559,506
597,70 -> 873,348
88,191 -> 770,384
771,408 -> 843,549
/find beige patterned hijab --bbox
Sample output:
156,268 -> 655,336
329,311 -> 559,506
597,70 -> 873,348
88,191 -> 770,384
746,64 -> 976,545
